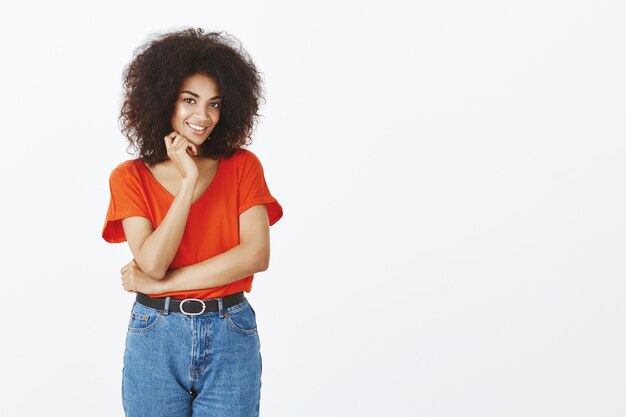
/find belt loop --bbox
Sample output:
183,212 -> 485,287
217,297 -> 224,318
164,296 -> 171,315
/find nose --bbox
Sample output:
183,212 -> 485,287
195,105 -> 211,120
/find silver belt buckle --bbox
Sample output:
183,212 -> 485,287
179,298 -> 206,316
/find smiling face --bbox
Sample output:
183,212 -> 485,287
170,72 -> 222,150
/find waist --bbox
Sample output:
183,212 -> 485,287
145,277 -> 253,300
135,291 -> 245,315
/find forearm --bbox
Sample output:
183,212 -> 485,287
151,243 -> 267,294
138,178 -> 196,279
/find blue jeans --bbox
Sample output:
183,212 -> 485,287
121,296 -> 262,417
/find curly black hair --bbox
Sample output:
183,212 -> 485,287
119,27 -> 264,166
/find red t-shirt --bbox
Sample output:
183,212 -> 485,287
101,148 -> 283,299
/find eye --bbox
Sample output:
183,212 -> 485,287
209,102 -> 221,109
183,98 -> 196,104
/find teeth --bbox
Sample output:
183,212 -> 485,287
187,122 -> 207,131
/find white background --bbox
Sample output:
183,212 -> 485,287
1,1 -> 624,416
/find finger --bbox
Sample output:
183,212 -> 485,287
165,132 -> 178,145
172,137 -> 189,153
168,135 -> 179,150
172,133 -> 185,146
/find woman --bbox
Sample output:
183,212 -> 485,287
101,27 -> 283,417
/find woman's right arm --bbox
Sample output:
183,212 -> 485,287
121,132 -> 200,280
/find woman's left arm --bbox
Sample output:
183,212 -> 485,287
121,205 -> 270,294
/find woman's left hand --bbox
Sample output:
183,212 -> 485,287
120,259 -> 161,294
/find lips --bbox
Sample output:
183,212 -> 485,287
186,122 -> 208,131
186,122 -> 209,136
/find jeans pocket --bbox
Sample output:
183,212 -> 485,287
225,301 -> 258,335
127,302 -> 164,334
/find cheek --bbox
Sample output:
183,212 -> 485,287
171,105 -> 189,126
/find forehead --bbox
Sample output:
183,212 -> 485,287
179,73 -> 220,95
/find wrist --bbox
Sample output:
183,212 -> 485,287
180,176 -> 198,188
154,271 -> 171,293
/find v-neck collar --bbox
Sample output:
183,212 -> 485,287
136,158 -> 223,206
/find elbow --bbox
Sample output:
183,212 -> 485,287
254,247 -> 270,272
136,247 -> 168,280
135,257 -> 167,280
256,257 -> 269,272
241,241 -> 270,273
146,263 -> 167,280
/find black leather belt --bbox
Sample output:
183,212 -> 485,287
136,291 -> 245,315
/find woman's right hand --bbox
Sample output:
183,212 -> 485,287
164,131 -> 200,180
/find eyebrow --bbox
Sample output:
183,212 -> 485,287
180,90 -> 222,100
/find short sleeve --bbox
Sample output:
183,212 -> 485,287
238,151 -> 283,226
101,164 -> 152,243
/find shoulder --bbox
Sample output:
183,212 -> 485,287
229,148 -> 262,167
110,159 -> 140,174
108,159 -> 142,184
230,148 -> 256,160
